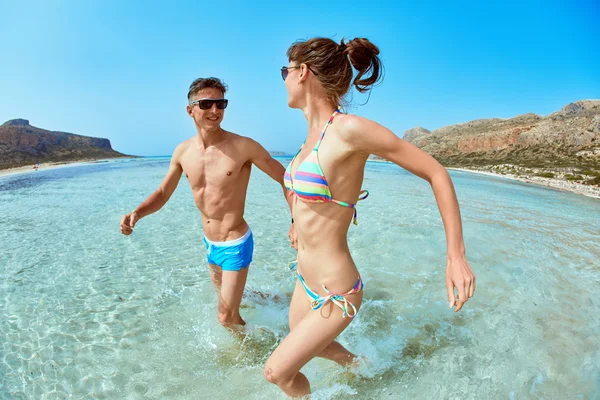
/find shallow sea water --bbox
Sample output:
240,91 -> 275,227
1,157 -> 599,399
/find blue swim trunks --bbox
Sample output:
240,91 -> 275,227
203,228 -> 254,271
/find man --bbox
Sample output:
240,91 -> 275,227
120,77 -> 292,332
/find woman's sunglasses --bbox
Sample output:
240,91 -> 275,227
281,65 -> 317,81
190,98 -> 228,110
281,66 -> 299,81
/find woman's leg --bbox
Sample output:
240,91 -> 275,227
288,280 -> 359,367
264,286 -> 363,398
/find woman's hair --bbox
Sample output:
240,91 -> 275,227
286,37 -> 383,107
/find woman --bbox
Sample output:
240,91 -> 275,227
264,37 -> 476,398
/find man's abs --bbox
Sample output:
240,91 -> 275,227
199,207 -> 249,242
191,179 -> 251,241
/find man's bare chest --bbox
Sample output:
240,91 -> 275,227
181,154 -> 249,189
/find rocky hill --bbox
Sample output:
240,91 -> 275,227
404,100 -> 600,169
0,119 -> 129,169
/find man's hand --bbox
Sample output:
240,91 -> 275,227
288,223 -> 298,249
120,211 -> 140,235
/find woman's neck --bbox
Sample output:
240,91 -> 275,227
301,97 -> 338,138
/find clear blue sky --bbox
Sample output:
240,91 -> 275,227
1,0 -> 598,156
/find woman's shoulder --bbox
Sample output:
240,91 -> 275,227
335,113 -> 381,140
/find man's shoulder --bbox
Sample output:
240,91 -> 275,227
225,130 -> 254,144
224,131 -> 267,161
172,138 -> 195,158
174,138 -> 191,151
226,131 -> 261,152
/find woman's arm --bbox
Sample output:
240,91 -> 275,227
343,115 -> 476,311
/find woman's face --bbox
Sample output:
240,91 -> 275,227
283,62 -> 305,109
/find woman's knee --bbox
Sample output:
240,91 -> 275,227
263,363 -> 293,386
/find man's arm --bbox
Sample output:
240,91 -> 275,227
246,138 -> 293,214
120,143 -> 186,235
246,138 -> 297,248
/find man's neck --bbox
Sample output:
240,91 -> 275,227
195,126 -> 226,149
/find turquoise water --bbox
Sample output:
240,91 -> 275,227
1,157 -> 599,399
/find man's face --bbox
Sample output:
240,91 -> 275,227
187,88 -> 226,130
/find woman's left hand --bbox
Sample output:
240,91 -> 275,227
446,255 -> 475,312
288,223 -> 298,249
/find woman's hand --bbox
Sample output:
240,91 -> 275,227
446,255 -> 475,312
288,223 -> 298,249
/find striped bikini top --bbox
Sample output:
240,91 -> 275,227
284,110 -> 368,225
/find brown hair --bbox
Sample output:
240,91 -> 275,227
187,77 -> 228,101
286,37 -> 383,107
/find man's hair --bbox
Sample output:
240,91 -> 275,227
187,77 -> 228,102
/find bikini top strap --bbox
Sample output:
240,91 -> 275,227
314,110 -> 341,151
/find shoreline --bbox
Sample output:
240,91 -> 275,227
449,167 -> 600,200
2,158 -> 598,200
367,159 -> 600,200
0,159 -> 112,178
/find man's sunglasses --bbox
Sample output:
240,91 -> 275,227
281,65 -> 317,81
190,98 -> 228,110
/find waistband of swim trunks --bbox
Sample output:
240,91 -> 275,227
204,227 -> 252,247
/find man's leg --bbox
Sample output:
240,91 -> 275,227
206,229 -> 253,334
208,263 -> 249,332
208,263 -> 223,290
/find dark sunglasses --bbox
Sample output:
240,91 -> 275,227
281,65 -> 317,81
190,98 -> 228,110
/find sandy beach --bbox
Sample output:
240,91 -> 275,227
449,167 -> 600,200
368,159 -> 600,200
368,159 -> 600,199
0,159 -> 110,178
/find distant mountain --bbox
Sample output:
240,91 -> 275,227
0,119 -> 130,169
404,100 -> 600,169
269,151 -> 290,156
403,127 -> 431,142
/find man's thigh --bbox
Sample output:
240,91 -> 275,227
218,265 -> 250,312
